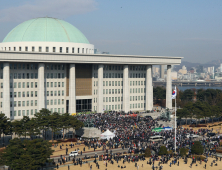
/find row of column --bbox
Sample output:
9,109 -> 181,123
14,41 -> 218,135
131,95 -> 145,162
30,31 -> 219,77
96,64 -> 172,113
2,63 -> 172,118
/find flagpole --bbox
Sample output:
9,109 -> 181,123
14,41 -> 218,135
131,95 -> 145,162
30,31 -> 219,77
175,86 -> 177,153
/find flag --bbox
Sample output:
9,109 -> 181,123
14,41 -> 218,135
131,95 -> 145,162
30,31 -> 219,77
171,86 -> 177,99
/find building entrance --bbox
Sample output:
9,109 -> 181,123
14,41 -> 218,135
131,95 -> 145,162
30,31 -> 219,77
76,99 -> 92,112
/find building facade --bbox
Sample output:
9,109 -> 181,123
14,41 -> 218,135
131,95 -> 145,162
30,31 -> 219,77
0,17 -> 182,120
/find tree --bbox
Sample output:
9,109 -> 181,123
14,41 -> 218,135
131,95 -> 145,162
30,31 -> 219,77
70,116 -> 84,138
180,148 -> 187,157
34,109 -> 51,140
177,108 -> 190,125
11,120 -> 23,138
20,116 -> 30,139
60,113 -> 72,140
0,113 -> 10,146
144,147 -> 151,157
48,112 -> 61,143
0,113 -> 9,139
26,118 -> 41,140
184,102 -> 194,123
181,89 -> 194,102
158,146 -> 168,155
1,138 -> 53,170
191,141 -> 203,155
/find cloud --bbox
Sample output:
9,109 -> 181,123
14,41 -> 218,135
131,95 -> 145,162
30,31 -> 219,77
0,0 -> 97,22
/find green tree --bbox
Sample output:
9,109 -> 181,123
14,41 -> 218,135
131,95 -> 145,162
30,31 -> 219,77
26,118 -> 41,140
181,89 -> 194,102
191,141 -> 203,155
0,113 -> 10,145
70,116 -> 84,138
184,102 -> 194,123
60,113 -> 72,140
1,138 -> 53,170
180,148 -> 187,157
34,109 -> 51,140
20,116 -> 30,139
48,112 -> 61,143
144,147 -> 151,157
177,108 -> 190,125
158,146 -> 168,155
11,120 -> 23,138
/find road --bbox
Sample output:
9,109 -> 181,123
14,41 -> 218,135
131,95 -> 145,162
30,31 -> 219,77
51,147 -> 129,164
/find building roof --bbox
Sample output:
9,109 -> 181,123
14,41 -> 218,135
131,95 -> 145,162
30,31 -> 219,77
2,17 -> 90,44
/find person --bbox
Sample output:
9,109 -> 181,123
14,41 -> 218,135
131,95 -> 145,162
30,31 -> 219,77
68,165 -> 70,170
178,161 -> 179,166
205,164 -> 206,169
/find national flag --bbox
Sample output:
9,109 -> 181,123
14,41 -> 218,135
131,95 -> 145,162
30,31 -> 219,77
171,86 -> 177,99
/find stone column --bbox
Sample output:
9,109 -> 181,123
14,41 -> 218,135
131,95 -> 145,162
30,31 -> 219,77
38,63 -> 45,111
166,65 -> 172,109
146,65 -> 153,111
160,65 -> 165,79
123,65 -> 129,113
97,64 -> 104,113
3,63 -> 10,118
69,64 -> 76,114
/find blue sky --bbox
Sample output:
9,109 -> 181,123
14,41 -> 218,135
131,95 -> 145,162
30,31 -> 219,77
0,0 -> 222,63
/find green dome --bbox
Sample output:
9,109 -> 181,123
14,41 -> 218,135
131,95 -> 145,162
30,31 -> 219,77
3,17 -> 90,44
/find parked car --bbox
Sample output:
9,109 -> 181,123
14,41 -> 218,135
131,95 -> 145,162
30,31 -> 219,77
207,133 -> 216,137
69,151 -> 78,156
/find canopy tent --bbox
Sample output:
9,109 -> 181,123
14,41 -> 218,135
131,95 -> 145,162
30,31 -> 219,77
163,126 -> 172,131
100,129 -> 115,140
152,128 -> 164,132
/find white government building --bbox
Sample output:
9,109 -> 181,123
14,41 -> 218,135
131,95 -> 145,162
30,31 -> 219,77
0,17 -> 182,120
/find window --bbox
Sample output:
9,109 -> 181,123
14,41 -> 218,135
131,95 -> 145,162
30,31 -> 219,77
27,91 -> 29,97
53,47 -> 56,52
14,82 -> 17,88
31,100 -> 33,106
62,82 -> 64,87
27,110 -> 29,116
22,101 -> 25,106
51,100 -> 53,105
14,92 -> 17,98
27,82 -> 29,88
31,110 -> 33,115
22,110 -> 25,116
22,82 -> 25,88
72,48 -> 74,53
25,47 -> 28,51
35,100 -> 37,106
78,48 -> 80,53
23,92 -> 25,97
60,47 -> 62,53
27,101 -> 29,106
54,82 -> 57,87
66,47 -> 69,53
19,47 -> 22,51
14,47 -> 16,51
35,82 -> 37,88
82,48 -> 84,53
32,46 -> 35,52
46,47 -> 49,52
18,92 -> 21,97
51,82 -> 53,87
35,91 -> 37,97
18,110 -> 21,116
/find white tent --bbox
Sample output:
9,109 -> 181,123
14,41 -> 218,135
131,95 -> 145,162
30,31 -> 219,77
100,129 -> 115,140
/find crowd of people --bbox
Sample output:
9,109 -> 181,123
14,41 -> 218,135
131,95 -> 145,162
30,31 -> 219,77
56,111 -> 222,169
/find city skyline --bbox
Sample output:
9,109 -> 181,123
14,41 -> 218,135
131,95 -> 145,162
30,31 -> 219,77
0,0 -> 222,63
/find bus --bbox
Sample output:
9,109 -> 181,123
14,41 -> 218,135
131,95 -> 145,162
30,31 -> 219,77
149,135 -> 163,142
